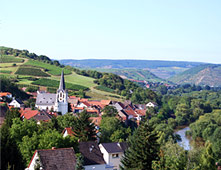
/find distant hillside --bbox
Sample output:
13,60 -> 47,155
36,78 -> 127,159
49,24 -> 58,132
60,59 -> 204,69
169,64 -> 221,87
87,68 -> 168,83
59,59 -> 205,79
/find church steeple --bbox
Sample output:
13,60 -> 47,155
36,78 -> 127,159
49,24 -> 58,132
59,70 -> 65,90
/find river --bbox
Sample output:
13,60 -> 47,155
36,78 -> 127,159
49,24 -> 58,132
175,126 -> 191,150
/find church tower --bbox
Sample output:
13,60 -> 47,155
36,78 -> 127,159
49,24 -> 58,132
55,70 -> 68,115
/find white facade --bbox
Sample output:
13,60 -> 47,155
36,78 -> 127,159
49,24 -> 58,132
146,102 -> 157,108
84,164 -> 113,170
9,99 -> 23,108
99,145 -> 124,170
26,152 -> 39,170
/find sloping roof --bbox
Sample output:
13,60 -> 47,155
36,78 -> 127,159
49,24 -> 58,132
68,98 -> 79,105
123,109 -> 137,117
90,117 -> 102,126
101,142 -> 128,153
62,127 -> 76,136
36,93 -> 56,105
32,111 -> 52,122
20,109 -> 39,120
79,141 -> 106,166
101,100 -> 111,105
58,70 -> 65,90
81,101 -> 91,107
0,92 -> 12,97
29,148 -> 76,170
11,98 -> 24,105
135,109 -> 146,116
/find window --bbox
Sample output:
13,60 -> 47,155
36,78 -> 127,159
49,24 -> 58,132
112,154 -> 119,158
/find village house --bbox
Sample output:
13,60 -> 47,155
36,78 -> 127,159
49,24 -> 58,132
20,108 -> 53,124
0,92 -> 12,100
79,141 -> 114,170
9,98 -> 24,108
99,142 -> 127,170
26,147 -> 76,170
146,101 -> 158,108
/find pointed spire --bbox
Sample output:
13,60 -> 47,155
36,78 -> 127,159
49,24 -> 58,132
59,70 -> 65,90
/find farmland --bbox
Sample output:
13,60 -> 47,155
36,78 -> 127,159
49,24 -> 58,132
24,60 -> 71,75
31,78 -> 88,91
15,67 -> 50,77
0,55 -> 24,63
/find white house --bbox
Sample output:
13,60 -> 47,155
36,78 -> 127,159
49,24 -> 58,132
99,142 -> 127,170
79,142 -> 114,170
9,98 -> 24,108
146,102 -> 158,108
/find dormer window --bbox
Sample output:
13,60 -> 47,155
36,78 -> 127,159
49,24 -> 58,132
112,154 -> 119,158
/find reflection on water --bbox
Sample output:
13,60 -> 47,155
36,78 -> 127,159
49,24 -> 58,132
175,127 -> 191,150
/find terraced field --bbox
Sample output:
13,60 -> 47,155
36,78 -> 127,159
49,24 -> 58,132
24,60 -> 71,75
0,55 -> 24,63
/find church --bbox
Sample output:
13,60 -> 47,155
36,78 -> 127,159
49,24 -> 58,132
35,71 -> 68,115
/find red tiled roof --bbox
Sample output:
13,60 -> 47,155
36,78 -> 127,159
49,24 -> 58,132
81,101 -> 91,107
123,109 -> 137,117
90,117 -> 102,126
0,92 -> 12,97
20,109 -> 39,120
135,109 -> 146,116
101,100 -> 111,105
62,127 -> 76,136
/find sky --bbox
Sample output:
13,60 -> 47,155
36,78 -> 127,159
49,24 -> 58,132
1,0 -> 221,63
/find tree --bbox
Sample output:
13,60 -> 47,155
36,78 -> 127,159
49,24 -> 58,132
120,121 -> 159,170
72,111 -> 97,142
102,105 -> 118,117
100,117 -> 130,142
200,142 -> 216,170
75,153 -> 85,170
0,109 -> 25,169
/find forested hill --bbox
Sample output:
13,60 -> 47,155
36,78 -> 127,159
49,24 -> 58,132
60,59 -> 206,81
60,59 -> 204,69
169,64 -> 221,87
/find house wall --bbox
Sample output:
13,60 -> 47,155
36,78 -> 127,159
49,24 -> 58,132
36,105 -> 54,111
84,164 -> 110,170
9,100 -> 21,108
99,145 -> 123,170
27,152 -> 39,170
99,145 -> 110,164
63,130 -> 68,137
108,153 -> 123,170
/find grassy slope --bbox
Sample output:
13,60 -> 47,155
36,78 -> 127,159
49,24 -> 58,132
0,55 -> 122,100
24,60 -> 71,75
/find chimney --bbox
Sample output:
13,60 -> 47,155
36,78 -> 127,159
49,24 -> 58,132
52,147 -> 56,150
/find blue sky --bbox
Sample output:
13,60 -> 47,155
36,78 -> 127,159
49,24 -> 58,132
1,0 -> 221,63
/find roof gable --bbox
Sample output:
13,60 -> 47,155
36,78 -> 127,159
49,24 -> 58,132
100,142 -> 128,153
79,141 -> 106,166
29,148 -> 76,170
